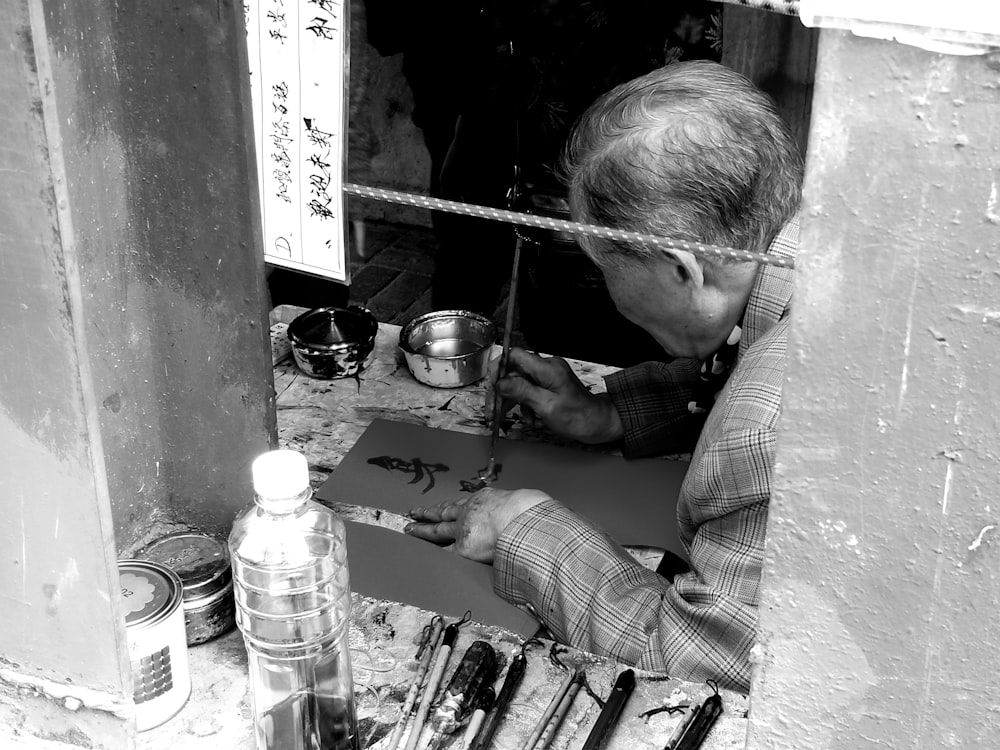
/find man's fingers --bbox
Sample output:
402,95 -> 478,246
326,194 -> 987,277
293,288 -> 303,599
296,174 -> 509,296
506,349 -> 574,390
408,501 -> 462,523
496,373 -> 553,417
520,403 -> 539,427
404,521 -> 460,545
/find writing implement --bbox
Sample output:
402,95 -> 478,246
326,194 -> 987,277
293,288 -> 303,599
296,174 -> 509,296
663,702 -> 701,750
581,669 -> 636,750
388,619 -> 444,750
431,641 -> 498,736
459,685 -> 496,750
664,692 -> 724,750
520,669 -> 577,750
404,622 -> 459,750
534,671 -> 583,750
469,647 -> 528,750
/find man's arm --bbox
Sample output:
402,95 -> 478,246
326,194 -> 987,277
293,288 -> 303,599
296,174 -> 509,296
494,500 -> 760,693
494,349 -> 625,444
495,349 -> 711,457
605,359 -> 708,457
404,424 -> 773,694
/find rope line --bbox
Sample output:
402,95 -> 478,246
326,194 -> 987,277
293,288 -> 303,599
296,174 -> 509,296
720,0 -> 800,16
343,184 -> 795,270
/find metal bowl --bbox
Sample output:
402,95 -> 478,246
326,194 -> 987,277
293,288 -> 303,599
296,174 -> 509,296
399,310 -> 497,388
287,306 -> 378,379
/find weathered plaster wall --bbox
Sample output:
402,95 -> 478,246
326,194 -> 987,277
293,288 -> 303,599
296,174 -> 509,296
750,31 -> 1000,748
2,0 -> 276,746
0,1 -> 131,746
38,0 -> 277,549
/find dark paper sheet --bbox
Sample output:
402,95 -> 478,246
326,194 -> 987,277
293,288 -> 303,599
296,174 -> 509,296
345,520 -> 539,638
319,419 -> 690,556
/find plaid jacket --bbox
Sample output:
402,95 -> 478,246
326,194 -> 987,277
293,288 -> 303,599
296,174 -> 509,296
493,220 -> 798,692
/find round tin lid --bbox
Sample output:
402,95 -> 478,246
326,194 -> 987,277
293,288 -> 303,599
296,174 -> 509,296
118,559 -> 183,629
137,533 -> 232,603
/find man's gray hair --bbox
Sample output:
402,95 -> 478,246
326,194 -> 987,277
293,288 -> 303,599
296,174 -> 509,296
561,60 -> 803,269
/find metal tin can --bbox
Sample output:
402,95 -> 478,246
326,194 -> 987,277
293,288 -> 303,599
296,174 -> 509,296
119,559 -> 192,731
137,533 -> 236,646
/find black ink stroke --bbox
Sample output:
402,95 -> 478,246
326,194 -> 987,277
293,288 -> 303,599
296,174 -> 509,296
367,456 -> 450,494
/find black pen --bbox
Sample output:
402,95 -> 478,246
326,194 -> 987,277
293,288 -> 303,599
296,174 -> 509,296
469,646 -> 528,750
459,685 -> 496,750
581,669 -> 636,750
665,689 -> 723,750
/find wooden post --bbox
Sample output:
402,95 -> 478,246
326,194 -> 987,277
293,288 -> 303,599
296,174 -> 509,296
722,5 -> 819,159
0,0 -> 273,746
750,30 -> 1000,748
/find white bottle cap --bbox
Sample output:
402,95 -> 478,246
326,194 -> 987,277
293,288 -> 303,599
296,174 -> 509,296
252,450 -> 310,500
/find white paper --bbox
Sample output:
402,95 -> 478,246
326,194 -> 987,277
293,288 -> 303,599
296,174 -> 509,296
245,0 -> 349,281
800,0 -> 1000,54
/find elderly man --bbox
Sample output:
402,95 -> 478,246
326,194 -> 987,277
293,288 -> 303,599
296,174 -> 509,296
404,60 -> 802,693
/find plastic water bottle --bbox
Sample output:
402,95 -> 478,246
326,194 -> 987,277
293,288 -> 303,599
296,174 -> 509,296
229,449 -> 359,750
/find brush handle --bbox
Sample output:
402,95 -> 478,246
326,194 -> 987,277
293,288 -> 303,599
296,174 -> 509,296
469,652 -> 527,750
581,669 -> 636,750
404,624 -> 459,750
459,686 -> 495,750
520,669 -> 577,750
671,694 -> 723,750
483,236 -> 523,478
534,673 -> 583,750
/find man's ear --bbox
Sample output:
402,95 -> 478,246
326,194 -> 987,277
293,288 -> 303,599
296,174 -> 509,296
662,248 -> 704,288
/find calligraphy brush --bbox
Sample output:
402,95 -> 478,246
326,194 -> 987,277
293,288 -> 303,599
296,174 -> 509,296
539,671 -> 584,750
520,668 -> 577,750
481,235 -> 523,484
469,640 -> 533,750
581,669 -> 636,750
405,620 -> 461,750
387,617 -> 443,750
459,685 -> 496,750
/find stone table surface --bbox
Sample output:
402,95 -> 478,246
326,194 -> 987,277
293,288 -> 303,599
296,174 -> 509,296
137,309 -> 747,750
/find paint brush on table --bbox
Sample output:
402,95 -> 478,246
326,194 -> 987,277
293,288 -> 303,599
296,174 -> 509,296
404,621 -> 460,750
426,640 -> 498,750
532,670 -> 584,750
581,669 -> 636,750
664,683 -> 724,750
519,668 -> 578,750
480,236 -> 523,485
469,642 -> 530,750
387,617 -> 444,750
458,685 -> 495,750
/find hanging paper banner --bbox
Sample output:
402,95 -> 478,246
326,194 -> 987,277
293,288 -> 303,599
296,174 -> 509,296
244,0 -> 349,281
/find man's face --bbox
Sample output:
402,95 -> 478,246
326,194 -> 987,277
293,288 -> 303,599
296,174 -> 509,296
601,260 -> 737,362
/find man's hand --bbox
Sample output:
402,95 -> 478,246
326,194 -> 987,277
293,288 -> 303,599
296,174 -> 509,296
404,487 -> 551,563
491,348 -> 625,445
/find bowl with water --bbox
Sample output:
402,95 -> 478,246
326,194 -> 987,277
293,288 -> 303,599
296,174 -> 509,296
398,310 -> 497,388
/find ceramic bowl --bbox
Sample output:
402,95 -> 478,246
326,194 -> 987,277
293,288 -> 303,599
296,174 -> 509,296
287,306 -> 378,379
398,310 -> 496,388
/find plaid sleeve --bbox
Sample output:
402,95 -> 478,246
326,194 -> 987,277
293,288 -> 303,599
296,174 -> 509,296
605,359 -> 707,457
493,311 -> 788,693
493,491 -> 767,693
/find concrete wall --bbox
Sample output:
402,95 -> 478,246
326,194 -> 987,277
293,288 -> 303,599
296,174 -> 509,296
0,2 -> 132,746
1,0 -> 276,746
750,31 -> 1000,749
39,0 -> 278,549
